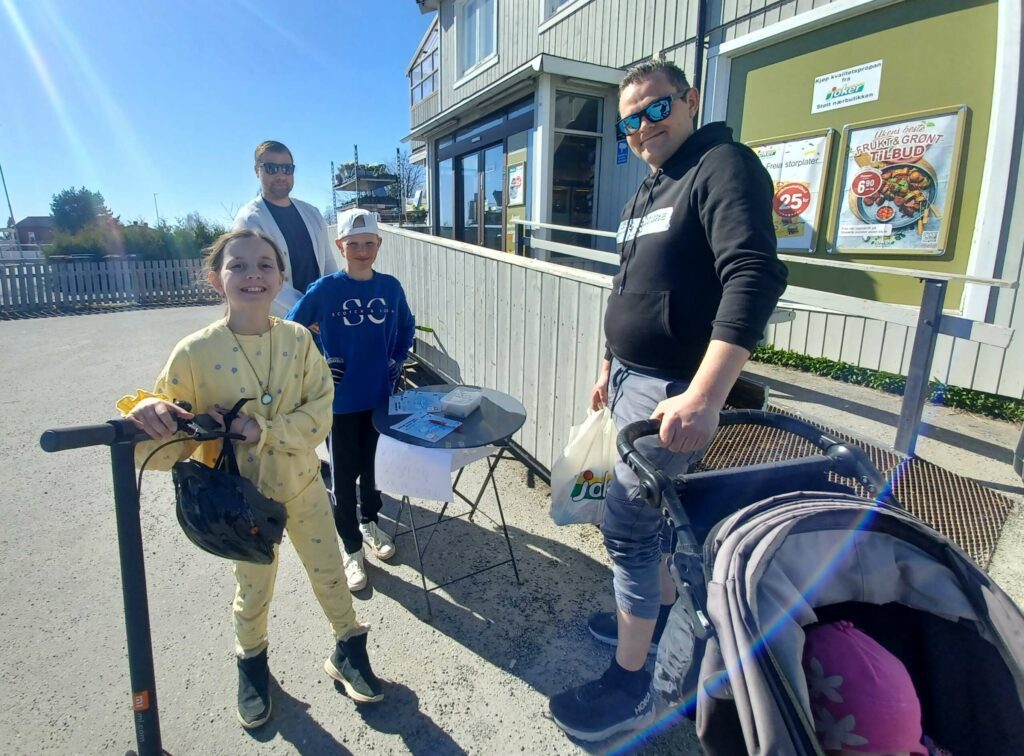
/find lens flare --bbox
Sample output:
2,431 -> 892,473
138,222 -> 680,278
1,0 -> 96,181
604,467 -> 905,753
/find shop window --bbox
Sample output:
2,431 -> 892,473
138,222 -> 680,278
437,159 -> 455,239
457,0 -> 497,77
551,91 -> 602,248
555,92 -> 602,132
410,22 -> 439,105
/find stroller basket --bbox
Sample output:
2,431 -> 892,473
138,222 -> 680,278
617,410 -> 1024,756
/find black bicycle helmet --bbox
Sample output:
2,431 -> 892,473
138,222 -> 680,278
171,398 -> 286,564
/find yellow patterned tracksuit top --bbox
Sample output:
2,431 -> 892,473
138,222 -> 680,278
119,317 -> 363,657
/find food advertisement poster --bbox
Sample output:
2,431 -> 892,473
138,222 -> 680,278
507,162 -> 526,207
831,107 -> 965,254
749,130 -> 833,253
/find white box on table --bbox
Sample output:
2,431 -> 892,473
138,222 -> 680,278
441,387 -> 482,418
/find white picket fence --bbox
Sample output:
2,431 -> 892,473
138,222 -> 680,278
0,258 -> 218,312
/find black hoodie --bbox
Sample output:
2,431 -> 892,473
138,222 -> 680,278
604,122 -> 788,378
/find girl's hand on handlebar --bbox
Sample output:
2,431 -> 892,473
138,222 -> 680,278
651,390 -> 719,454
208,405 -> 262,445
127,398 -> 193,440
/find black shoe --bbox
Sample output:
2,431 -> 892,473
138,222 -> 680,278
237,650 -> 272,728
324,631 -> 384,703
549,663 -> 655,742
588,603 -> 673,654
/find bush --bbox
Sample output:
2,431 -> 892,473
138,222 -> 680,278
44,214 -> 226,262
752,344 -> 1024,422
48,225 -> 116,260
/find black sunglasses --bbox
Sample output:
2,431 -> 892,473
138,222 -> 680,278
617,91 -> 688,136
259,162 -> 295,175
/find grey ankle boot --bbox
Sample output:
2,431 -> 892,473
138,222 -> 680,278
324,632 -> 384,703
237,649 -> 272,728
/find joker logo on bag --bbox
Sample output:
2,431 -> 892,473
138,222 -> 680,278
570,469 -> 611,502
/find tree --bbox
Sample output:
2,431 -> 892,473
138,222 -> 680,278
386,150 -> 425,207
50,187 -> 110,234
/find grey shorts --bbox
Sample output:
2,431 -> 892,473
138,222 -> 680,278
600,359 -> 703,619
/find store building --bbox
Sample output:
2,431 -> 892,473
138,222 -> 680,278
404,0 -> 1023,400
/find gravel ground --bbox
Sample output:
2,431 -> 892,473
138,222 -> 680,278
1,306 -> 700,755
4,306 -> 1019,755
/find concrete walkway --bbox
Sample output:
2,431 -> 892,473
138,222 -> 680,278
2,305 -> 1020,755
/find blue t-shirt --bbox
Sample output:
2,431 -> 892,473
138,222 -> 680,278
287,271 -> 415,414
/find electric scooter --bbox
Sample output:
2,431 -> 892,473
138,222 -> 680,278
40,407 -> 228,756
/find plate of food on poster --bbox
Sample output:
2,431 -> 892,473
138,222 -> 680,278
850,160 -> 939,234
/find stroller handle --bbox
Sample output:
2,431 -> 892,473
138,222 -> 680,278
617,410 -> 888,507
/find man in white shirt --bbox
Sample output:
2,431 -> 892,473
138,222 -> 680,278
234,140 -> 340,317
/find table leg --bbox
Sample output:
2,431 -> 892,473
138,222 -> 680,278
486,454 -> 522,585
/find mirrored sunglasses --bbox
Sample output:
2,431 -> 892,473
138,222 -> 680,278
259,162 -> 295,175
616,92 -> 687,137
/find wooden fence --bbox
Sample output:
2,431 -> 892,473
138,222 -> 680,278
0,258 -> 218,312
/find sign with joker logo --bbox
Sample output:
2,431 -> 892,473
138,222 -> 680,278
749,130 -> 834,253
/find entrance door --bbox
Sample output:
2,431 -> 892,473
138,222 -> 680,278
456,143 -> 504,250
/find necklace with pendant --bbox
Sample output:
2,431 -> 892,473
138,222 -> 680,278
230,322 -> 274,405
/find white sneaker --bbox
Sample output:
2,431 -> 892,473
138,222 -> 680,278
342,548 -> 367,591
360,521 -> 396,561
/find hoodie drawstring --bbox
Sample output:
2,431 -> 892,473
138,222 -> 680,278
618,169 -> 663,295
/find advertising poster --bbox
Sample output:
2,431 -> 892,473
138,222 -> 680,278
507,162 -> 526,207
750,130 -> 833,253
832,107 -> 965,254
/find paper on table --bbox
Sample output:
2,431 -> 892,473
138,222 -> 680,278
388,390 -> 444,415
375,434 -> 456,501
374,437 -> 500,502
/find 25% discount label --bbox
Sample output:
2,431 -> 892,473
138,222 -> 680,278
772,183 -> 811,218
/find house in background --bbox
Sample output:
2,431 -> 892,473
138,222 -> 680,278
400,0 -> 1024,403
14,216 -> 55,247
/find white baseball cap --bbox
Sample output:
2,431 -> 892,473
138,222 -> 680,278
336,208 -> 381,240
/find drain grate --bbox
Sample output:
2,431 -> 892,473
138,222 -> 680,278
691,406 -> 1015,568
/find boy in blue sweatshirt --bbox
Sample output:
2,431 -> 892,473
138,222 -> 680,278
288,209 -> 415,591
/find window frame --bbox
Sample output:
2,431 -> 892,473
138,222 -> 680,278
538,0 -> 594,33
409,20 -> 440,106
455,0 -> 498,82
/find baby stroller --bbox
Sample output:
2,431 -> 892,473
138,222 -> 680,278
617,410 -> 1024,755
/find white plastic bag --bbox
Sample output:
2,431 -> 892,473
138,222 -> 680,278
549,407 -> 618,526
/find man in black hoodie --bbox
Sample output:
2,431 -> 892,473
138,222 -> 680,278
549,60 -> 787,741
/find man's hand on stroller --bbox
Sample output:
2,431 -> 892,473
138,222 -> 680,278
651,390 -> 720,453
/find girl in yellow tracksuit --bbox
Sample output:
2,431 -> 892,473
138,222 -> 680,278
119,229 -> 384,730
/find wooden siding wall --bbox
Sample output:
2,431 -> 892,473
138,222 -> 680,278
377,225 -> 610,472
415,0 -> 843,130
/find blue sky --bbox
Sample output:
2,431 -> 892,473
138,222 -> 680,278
0,0 -> 433,226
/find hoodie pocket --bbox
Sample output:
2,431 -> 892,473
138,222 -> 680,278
604,290 -> 676,363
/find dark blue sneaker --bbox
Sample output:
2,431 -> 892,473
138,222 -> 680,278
549,664 -> 655,742
588,603 -> 673,654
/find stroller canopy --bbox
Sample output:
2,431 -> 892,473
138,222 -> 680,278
696,492 -> 1024,756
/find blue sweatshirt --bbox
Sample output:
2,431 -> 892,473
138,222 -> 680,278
287,271 -> 415,414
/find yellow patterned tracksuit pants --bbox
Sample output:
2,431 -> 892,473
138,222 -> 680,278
232,479 -> 362,658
